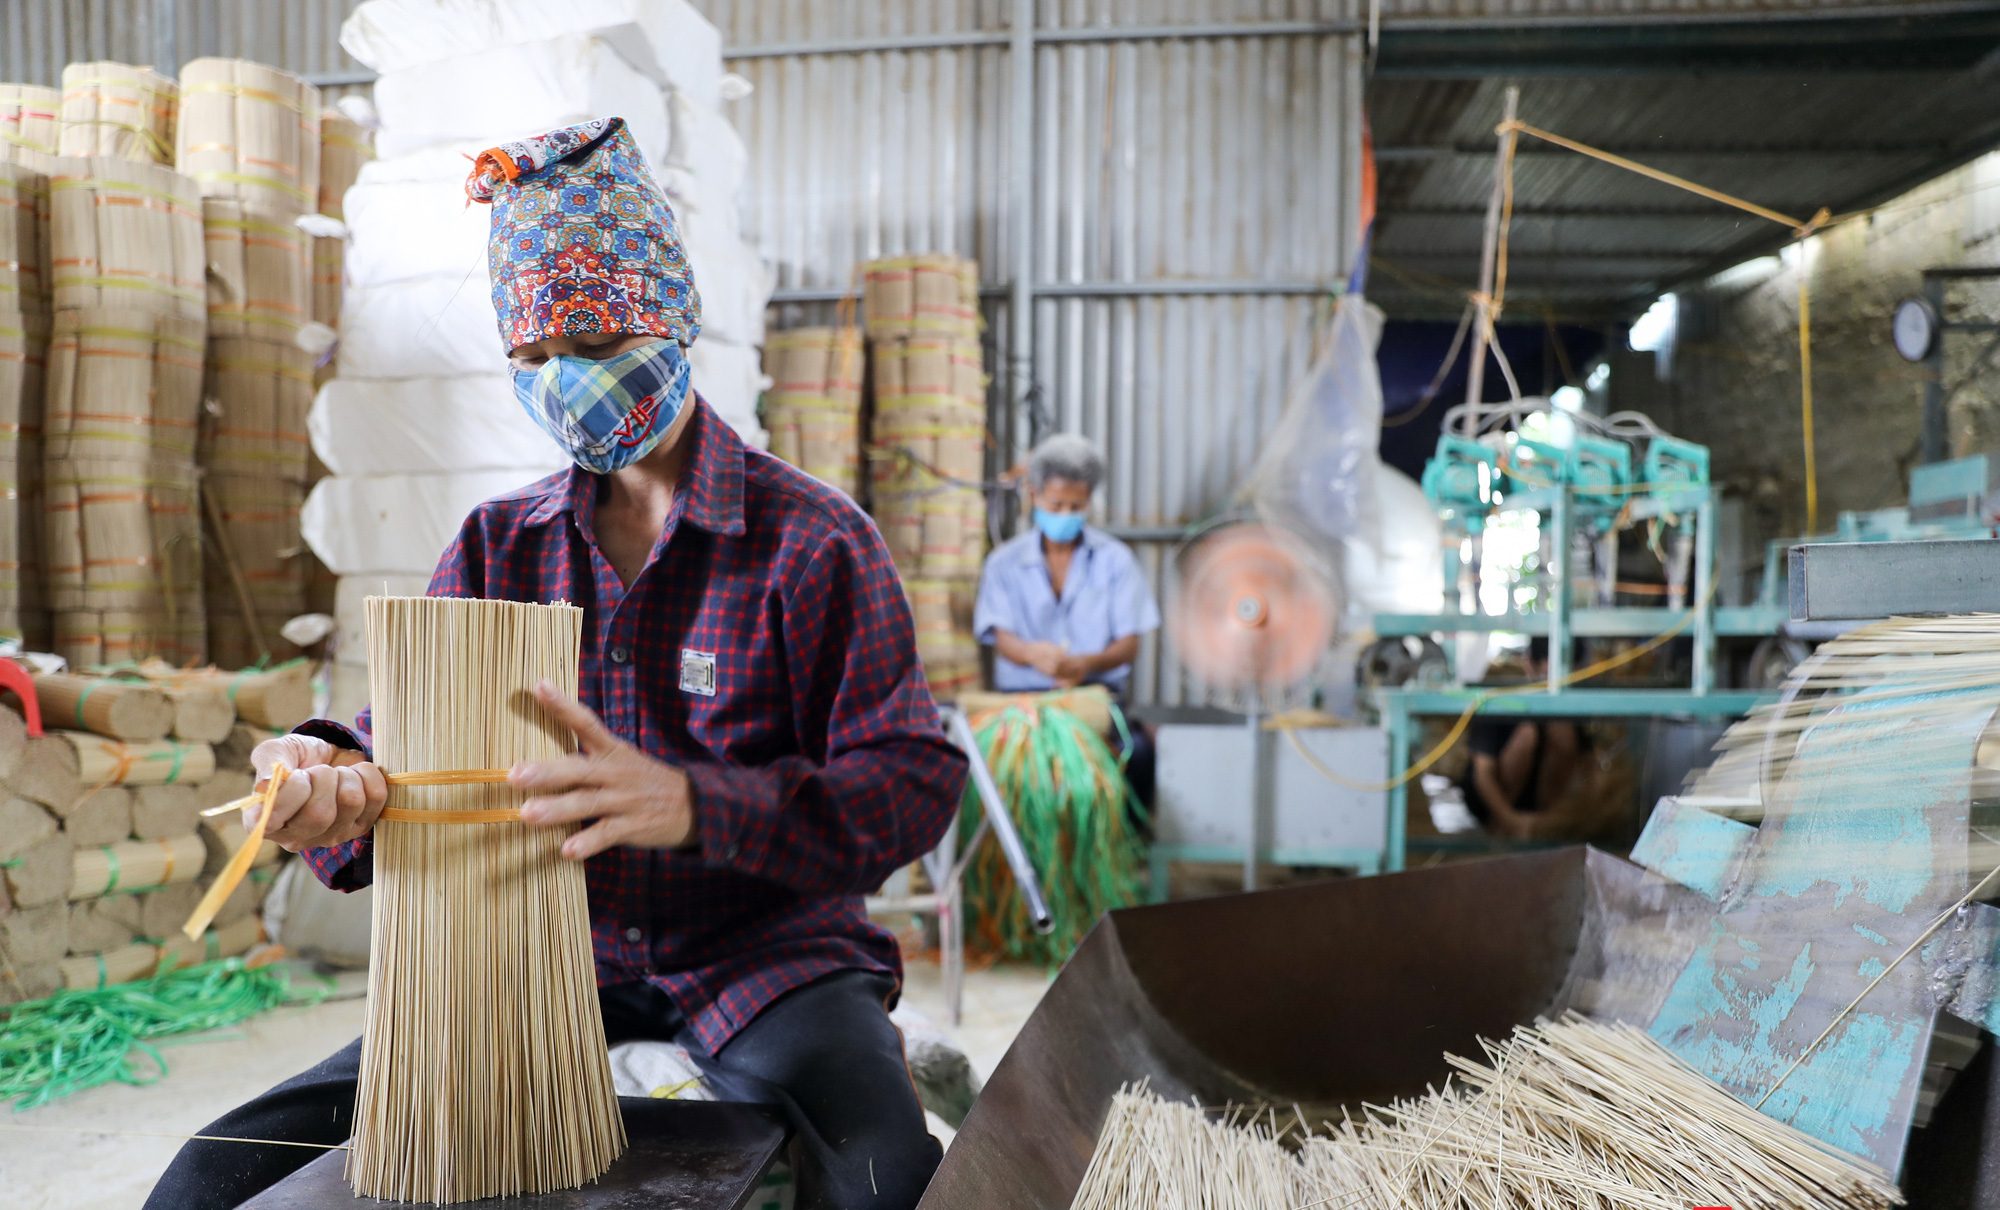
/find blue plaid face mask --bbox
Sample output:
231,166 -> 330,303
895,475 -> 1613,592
511,338 -> 691,474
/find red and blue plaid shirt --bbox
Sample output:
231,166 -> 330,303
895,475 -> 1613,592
298,398 -> 967,1052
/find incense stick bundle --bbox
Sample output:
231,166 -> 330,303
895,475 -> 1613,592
31,672 -> 173,741
57,732 -> 215,788
67,898 -> 137,953
198,812 -> 279,876
92,880 -> 203,940
131,783 -> 199,839
59,785 -> 134,847
0,162 -> 49,309
0,85 -> 60,171
52,607 -> 206,670
58,63 -> 177,163
161,680 -> 233,744
1,902 -> 68,967
0,794 -> 58,860
47,157 -> 203,318
201,668 -> 310,731
176,59 -> 320,216
762,327 -> 864,497
350,595 -> 623,1202
154,912 -> 260,971
4,733 -> 80,808
69,834 -> 205,900
2,832 -> 72,909
201,201 -> 310,342
312,112 -> 370,329
0,306 -> 50,649
58,941 -> 156,990
42,310 -> 205,462
862,254 -> 980,340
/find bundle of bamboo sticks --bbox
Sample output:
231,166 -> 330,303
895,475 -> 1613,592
0,160 -> 49,647
1072,1016 -> 1904,1209
763,326 -> 865,498
175,59 -> 320,216
57,63 -> 176,164
0,85 -> 60,172
862,254 -> 980,341
311,110 -> 370,335
350,595 -> 623,1202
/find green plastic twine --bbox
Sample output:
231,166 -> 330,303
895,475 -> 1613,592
99,845 -> 120,894
0,958 -> 330,1109
958,703 -> 1149,968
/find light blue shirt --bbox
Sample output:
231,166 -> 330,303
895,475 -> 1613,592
974,526 -> 1162,694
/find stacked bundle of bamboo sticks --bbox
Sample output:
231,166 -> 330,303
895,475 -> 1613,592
762,326 -> 864,499
860,261 -> 989,700
0,666 -> 303,1004
0,85 -> 60,172
57,63 -> 176,164
177,59 -> 326,669
312,110 -> 370,337
1071,1016 -> 1904,1209
0,160 -> 50,648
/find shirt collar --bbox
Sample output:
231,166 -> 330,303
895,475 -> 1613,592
520,395 -> 748,537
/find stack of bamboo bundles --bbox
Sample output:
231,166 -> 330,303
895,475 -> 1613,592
175,60 -> 321,216
176,59 -> 328,671
0,677 -> 287,1003
862,255 -> 980,341
0,160 -> 50,647
762,327 -> 864,498
861,255 -> 989,702
868,335 -> 988,580
200,338 -> 313,668
42,310 -> 206,665
57,63 -> 177,164
0,85 -> 61,172
312,111 -> 371,334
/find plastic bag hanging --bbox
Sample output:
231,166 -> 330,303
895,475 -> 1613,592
1247,293 -> 1386,555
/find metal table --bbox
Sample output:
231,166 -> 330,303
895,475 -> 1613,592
1380,687 -> 1766,871
243,1098 -> 789,1210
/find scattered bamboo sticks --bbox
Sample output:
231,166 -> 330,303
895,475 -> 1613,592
1072,1016 -> 1903,1210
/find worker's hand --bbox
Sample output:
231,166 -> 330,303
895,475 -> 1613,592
513,681 -> 695,860
247,734 -> 390,853
1052,654 -> 1090,684
1023,641 -> 1067,677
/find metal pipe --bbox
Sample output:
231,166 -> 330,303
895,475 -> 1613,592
767,278 -> 1331,304
947,710 -> 1054,935
1693,497 -> 1717,693
1243,702 -> 1263,892
1923,274 -> 1949,464
1009,0 -> 1036,456
1547,484 -> 1572,690
724,20 -> 1360,60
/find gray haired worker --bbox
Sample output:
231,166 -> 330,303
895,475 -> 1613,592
973,433 -> 1161,801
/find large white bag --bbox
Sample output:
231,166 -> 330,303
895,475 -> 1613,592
303,469 -> 555,577
341,0 -> 724,106
690,339 -> 769,448
370,35 -> 670,162
666,92 -> 747,210
310,376 -> 566,477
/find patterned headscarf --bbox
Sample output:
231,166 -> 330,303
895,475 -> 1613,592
467,117 -> 702,351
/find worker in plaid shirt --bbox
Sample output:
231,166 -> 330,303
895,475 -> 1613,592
148,118 -> 966,1210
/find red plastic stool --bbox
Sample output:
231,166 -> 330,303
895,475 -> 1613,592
0,659 -> 44,736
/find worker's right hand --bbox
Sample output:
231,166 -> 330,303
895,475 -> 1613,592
1022,641 -> 1067,677
247,734 -> 390,853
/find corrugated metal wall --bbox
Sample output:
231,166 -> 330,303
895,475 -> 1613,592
2,1 -> 365,85
719,4 -> 1360,704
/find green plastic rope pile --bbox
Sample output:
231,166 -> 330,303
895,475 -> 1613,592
0,958 -> 328,1109
959,703 -> 1148,968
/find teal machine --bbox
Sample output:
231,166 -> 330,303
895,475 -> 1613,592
1368,422 -> 1774,870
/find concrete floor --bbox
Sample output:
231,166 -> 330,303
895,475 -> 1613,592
0,958 -> 1052,1210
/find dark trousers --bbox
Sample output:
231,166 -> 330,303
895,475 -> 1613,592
145,970 -> 941,1210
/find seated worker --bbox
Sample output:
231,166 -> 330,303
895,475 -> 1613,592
974,433 -> 1161,800
147,118 -> 966,1210
1459,638 -> 1586,839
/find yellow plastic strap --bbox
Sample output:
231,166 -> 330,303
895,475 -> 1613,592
181,763 -> 287,940
378,806 -> 523,824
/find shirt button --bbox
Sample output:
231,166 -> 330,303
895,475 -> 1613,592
608,646 -> 631,665
624,927 -> 642,942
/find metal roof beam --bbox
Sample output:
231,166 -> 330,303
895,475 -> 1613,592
1381,205 -> 1808,221
1375,143 -> 1935,163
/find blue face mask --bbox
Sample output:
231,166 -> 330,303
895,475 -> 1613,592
1034,508 -> 1086,544
511,338 -> 691,474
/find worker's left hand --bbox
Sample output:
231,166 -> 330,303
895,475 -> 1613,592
512,681 -> 696,860
1052,654 -> 1089,684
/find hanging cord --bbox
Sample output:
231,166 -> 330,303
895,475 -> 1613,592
1492,116 -> 1833,535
